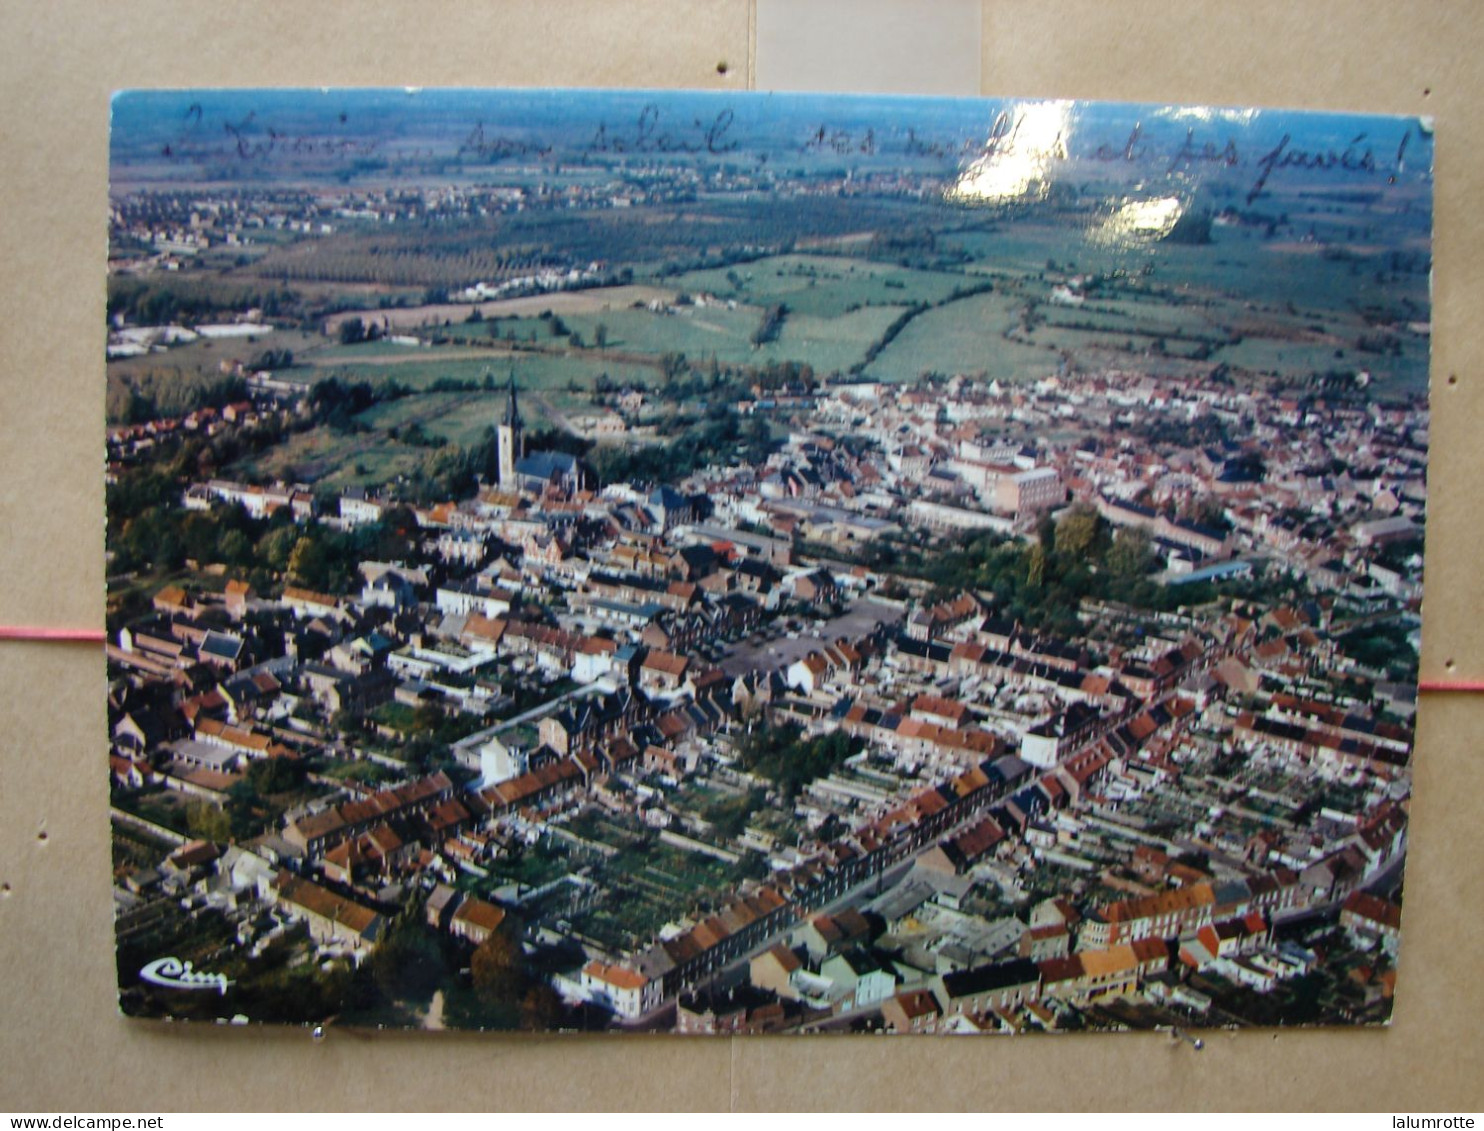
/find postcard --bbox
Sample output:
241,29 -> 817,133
106,89 -> 1430,1033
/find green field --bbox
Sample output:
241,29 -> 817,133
123,176 -> 1430,494
545,304 -> 759,357
661,253 -> 971,318
231,426 -> 430,490
107,328 -> 323,381
751,306 -> 908,374
1212,335 -> 1354,375
865,289 -> 1058,383
940,221 -> 1105,276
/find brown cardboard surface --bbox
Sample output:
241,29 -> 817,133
0,0 -> 1480,1112
756,0 -> 982,95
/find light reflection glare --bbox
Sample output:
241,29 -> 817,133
1158,106 -> 1258,126
1093,195 -> 1185,245
948,101 -> 1075,204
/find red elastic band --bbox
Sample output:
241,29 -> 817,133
0,625 -> 1469,694
0,626 -> 106,642
1418,679 -> 1484,692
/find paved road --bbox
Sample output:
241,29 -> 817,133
452,681 -> 608,755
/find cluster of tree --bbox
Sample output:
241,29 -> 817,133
589,404 -> 773,486
396,705 -> 496,776
737,722 -> 862,800
534,310 -> 570,338
701,787 -> 768,840
658,351 -> 689,385
1336,623 -> 1418,681
523,426 -> 594,461
468,916 -> 563,1030
106,368 -> 249,426
184,767 -> 289,844
247,347 -> 295,371
107,276 -> 298,326
1128,411 -> 1230,450
842,509 -> 1208,637
367,908 -> 450,1005
182,756 -> 309,846
107,450 -> 417,586
109,485 -> 268,579
310,375 -> 383,425
337,316 -> 385,346
274,513 -> 409,593
749,302 -> 788,348
750,358 -> 818,392
866,224 -> 969,271
640,355 -> 822,407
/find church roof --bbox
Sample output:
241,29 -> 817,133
649,485 -> 688,509
516,450 -> 581,480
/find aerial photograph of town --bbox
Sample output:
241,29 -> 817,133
105,89 -> 1430,1034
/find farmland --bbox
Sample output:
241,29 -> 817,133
108,144 -> 1432,489
321,283 -> 679,334
864,289 -> 1056,383
660,253 -> 971,318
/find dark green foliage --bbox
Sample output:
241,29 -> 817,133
106,368 -> 249,425
738,723 -> 862,799
591,405 -> 773,486
750,302 -> 788,347
369,913 -> 449,1002
246,756 -> 305,795
107,276 -> 299,327
1337,623 -> 1418,678
247,347 -> 295,371
839,520 -> 1211,636
702,787 -> 768,839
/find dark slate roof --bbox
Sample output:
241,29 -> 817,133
650,485 -> 688,510
200,631 -> 244,660
516,450 -> 580,479
941,958 -> 1041,999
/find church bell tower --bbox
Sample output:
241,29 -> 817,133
497,374 -> 524,490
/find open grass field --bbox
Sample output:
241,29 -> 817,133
107,327 -> 324,380
753,305 -> 909,375
353,391 -> 476,432
661,253 -> 971,318
865,289 -> 1058,383
544,303 -> 759,357
555,298 -> 910,375
322,283 -> 678,334
941,220 -> 1109,276
231,377 -> 604,491
231,426 -> 429,491
123,170 -> 1430,494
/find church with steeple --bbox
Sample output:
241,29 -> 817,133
496,374 -> 524,490
492,373 -> 593,496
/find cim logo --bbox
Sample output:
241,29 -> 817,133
139,956 -> 232,995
